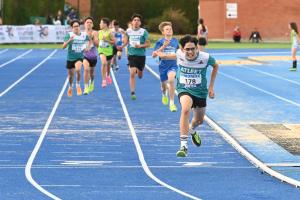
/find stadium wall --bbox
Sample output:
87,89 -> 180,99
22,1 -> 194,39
65,0 -> 91,17
199,0 -> 300,40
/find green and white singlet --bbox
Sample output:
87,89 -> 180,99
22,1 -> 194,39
64,32 -> 89,61
176,49 -> 216,98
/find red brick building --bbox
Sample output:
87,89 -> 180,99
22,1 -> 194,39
65,0 -> 91,17
199,0 -> 300,40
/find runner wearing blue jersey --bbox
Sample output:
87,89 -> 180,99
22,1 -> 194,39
111,20 -> 125,71
63,20 -> 90,97
122,14 -> 150,100
153,21 -> 179,112
176,35 -> 218,157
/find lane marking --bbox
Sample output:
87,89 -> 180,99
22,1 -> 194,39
0,49 -> 32,69
0,48 -> 8,55
25,78 -> 68,200
219,71 -> 300,108
145,64 -> 300,187
239,66 -> 300,86
0,50 -> 57,97
111,70 -> 201,200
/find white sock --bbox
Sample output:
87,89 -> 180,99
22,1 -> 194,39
69,83 -> 73,88
76,83 -> 80,88
188,127 -> 195,135
180,135 -> 188,148
170,100 -> 174,105
84,84 -> 88,89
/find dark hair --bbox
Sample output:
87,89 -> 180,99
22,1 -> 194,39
290,22 -> 298,34
84,16 -> 94,23
113,20 -> 119,26
179,35 -> 198,48
101,17 -> 110,26
198,18 -> 206,33
70,19 -> 80,27
131,13 -> 142,21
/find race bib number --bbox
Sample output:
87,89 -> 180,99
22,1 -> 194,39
129,39 -> 140,47
72,44 -> 86,53
180,74 -> 201,86
99,40 -> 109,48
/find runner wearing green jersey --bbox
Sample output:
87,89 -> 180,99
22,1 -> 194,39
63,20 -> 90,97
122,14 -> 150,100
176,35 -> 218,157
98,18 -> 115,88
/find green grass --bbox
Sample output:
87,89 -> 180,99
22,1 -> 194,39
0,33 -> 290,49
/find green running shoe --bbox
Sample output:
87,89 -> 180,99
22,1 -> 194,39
88,82 -> 94,93
131,94 -> 137,100
176,146 -> 188,157
83,88 -> 89,95
191,132 -> 201,147
289,67 -> 297,71
162,95 -> 169,105
169,103 -> 177,112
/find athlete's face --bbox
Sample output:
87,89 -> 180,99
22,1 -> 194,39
100,20 -> 108,30
183,42 -> 198,60
85,19 -> 93,29
132,17 -> 141,29
72,22 -> 80,34
162,25 -> 173,36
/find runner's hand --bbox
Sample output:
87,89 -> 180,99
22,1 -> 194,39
208,86 -> 215,99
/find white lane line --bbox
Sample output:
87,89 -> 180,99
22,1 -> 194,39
0,49 -> 57,97
25,78 -> 68,200
239,66 -> 300,86
211,51 -> 290,56
111,70 -> 201,200
219,71 -> 300,108
145,64 -> 300,187
0,49 -> 8,55
0,49 -> 32,69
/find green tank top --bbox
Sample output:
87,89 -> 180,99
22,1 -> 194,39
98,29 -> 113,56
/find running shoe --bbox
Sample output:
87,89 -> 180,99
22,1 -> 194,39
176,146 -> 188,157
169,103 -> 177,112
191,132 -> 201,147
162,95 -> 169,105
76,86 -> 82,96
102,80 -> 107,88
67,87 -> 72,97
131,94 -> 137,100
88,82 -> 94,93
83,87 -> 89,95
106,76 -> 112,85
289,67 -> 297,71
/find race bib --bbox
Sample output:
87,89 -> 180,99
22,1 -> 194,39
129,39 -> 140,47
99,40 -> 109,48
180,74 -> 201,87
72,43 -> 86,53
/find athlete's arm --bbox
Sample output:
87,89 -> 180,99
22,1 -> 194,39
135,39 -> 150,48
156,51 -> 176,60
208,63 -> 218,99
121,34 -> 128,49
93,31 -> 99,47
62,35 -> 74,49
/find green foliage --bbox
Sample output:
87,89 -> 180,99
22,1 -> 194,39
147,8 -> 192,34
3,0 -> 64,25
91,0 -> 198,33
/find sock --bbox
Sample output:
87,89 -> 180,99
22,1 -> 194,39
69,83 -> 73,88
180,135 -> 188,148
76,83 -> 80,88
293,60 -> 297,68
84,84 -> 88,89
170,100 -> 174,105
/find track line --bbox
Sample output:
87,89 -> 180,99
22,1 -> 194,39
0,49 -> 57,97
25,78 -> 68,200
0,48 -> 8,55
0,49 -> 32,69
219,71 -> 300,108
111,69 -> 201,200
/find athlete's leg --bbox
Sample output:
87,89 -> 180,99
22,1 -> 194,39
177,94 -> 193,157
75,60 -> 83,95
290,48 -> 297,71
167,71 -> 177,111
100,54 -> 108,87
67,68 -> 75,97
83,59 -> 90,94
129,67 -> 137,99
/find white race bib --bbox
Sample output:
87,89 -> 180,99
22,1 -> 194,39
99,40 -> 109,48
72,43 -> 86,53
180,74 -> 201,86
129,39 -> 140,47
